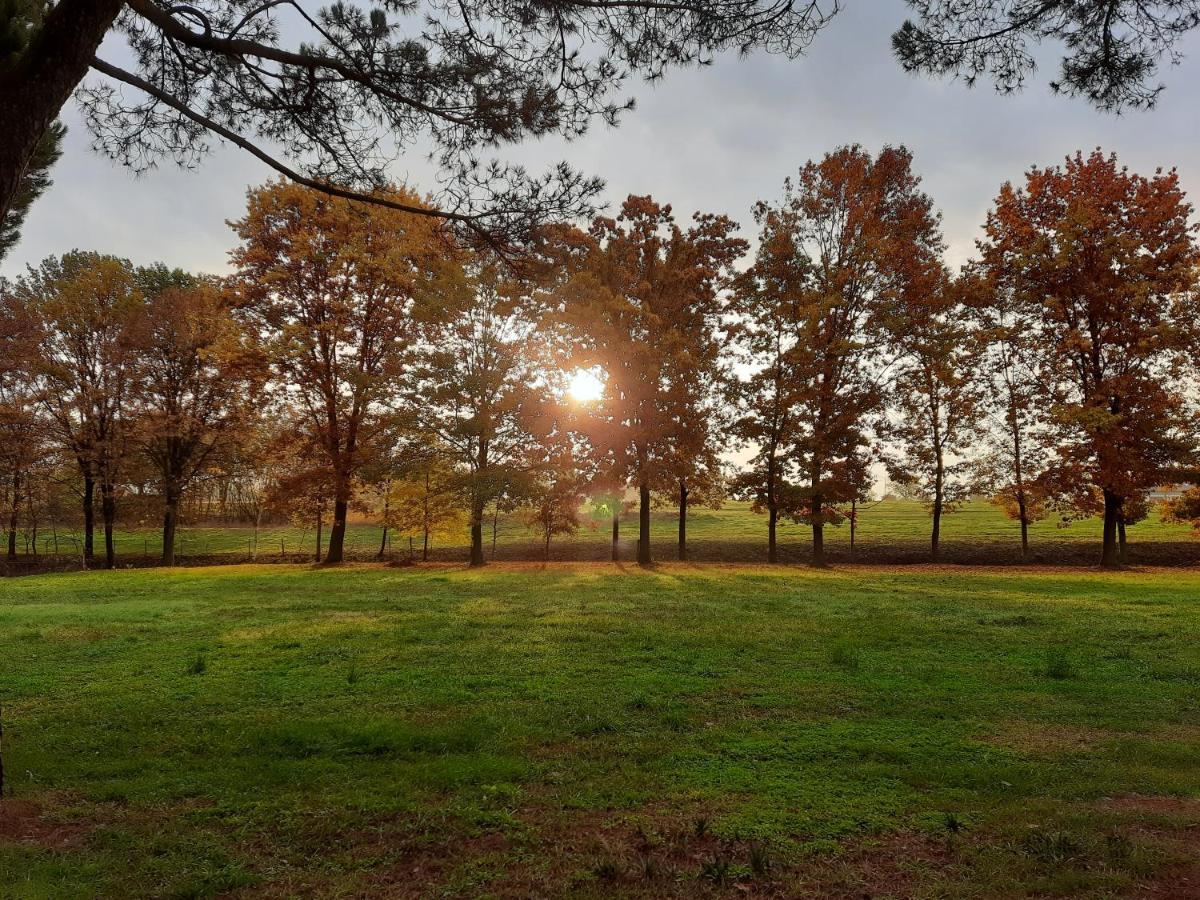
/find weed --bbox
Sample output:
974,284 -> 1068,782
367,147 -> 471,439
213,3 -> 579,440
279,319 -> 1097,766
1042,648 -> 1077,680
699,852 -> 731,884
187,653 -> 207,675
1022,829 -> 1082,865
592,859 -> 620,881
943,811 -> 963,834
748,841 -> 772,876
693,816 -> 709,838
638,854 -> 661,880
829,641 -> 861,671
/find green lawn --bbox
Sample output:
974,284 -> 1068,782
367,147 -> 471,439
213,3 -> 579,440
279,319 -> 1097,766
23,499 -> 1200,566
3,563 -> 1200,897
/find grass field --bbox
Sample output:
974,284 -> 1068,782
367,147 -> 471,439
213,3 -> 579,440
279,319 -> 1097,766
19,499 -> 1200,568
3,563 -> 1200,897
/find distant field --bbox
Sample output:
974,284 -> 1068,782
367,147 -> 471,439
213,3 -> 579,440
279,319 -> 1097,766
15,499 -> 1200,567
3,563 -> 1200,896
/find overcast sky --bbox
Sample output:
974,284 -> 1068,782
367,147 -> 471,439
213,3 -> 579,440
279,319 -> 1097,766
6,1 -> 1200,281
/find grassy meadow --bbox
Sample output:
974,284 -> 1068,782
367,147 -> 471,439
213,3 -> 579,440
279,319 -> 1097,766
20,499 -> 1200,568
3,563 -> 1200,897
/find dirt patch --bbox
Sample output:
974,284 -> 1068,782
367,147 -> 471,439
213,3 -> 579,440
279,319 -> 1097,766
800,830 -> 957,899
1101,794 -> 1200,817
979,720 -> 1123,755
0,798 -> 91,850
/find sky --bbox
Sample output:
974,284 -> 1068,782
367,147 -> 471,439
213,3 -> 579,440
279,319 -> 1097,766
5,1 -> 1200,280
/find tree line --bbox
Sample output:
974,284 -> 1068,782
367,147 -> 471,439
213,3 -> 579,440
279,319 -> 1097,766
3,146 -> 1200,572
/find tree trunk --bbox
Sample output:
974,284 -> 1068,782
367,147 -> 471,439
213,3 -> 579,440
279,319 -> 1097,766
677,479 -> 688,562
611,504 -> 619,562
423,470 -> 430,562
931,437 -> 944,563
1100,489 -> 1122,569
469,443 -> 487,567
101,482 -> 116,569
0,0 -> 125,224
161,482 -> 180,566
325,474 -> 350,564
810,490 -> 826,568
315,509 -> 323,562
544,529 -> 551,561
6,470 -> 19,561
931,498 -> 942,562
766,453 -> 779,563
377,482 -> 390,559
1017,494 -> 1030,561
1118,516 -> 1128,567
82,473 -> 95,563
491,504 -> 499,560
637,481 -> 651,566
469,493 -> 486,567
849,499 -> 857,562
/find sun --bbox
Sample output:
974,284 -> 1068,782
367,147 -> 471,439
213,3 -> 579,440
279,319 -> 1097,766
567,368 -> 605,404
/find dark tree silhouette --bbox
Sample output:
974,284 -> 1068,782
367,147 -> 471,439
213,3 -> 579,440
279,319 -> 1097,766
0,0 -> 838,247
894,1 -> 1200,111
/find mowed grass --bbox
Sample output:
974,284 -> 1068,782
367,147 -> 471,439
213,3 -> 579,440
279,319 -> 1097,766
27,499 -> 1200,564
3,563 -> 1200,897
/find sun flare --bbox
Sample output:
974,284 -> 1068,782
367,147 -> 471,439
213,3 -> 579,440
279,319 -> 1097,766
567,368 -> 605,404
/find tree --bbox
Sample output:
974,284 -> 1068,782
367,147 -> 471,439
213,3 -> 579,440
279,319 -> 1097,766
379,451 -> 466,563
977,150 -> 1200,568
969,268 -> 1054,559
893,1 -> 1200,111
0,2 -> 64,260
0,279 -> 44,566
729,212 -> 811,563
1165,486 -> 1200,532
407,261 -> 555,567
0,0 -> 838,247
133,274 -> 265,565
522,455 -> 585,561
0,120 -> 62,262
222,421 -> 281,561
884,272 -> 984,561
13,251 -> 143,568
232,180 -> 447,564
557,196 -> 745,565
751,145 -> 943,567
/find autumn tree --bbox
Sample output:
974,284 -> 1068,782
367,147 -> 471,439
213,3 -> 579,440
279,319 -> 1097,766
657,280 -> 736,562
968,268 -> 1053,559
750,146 -> 944,567
368,436 -> 465,563
556,196 -> 745,565
132,272 -> 265,565
406,261 -> 556,567
977,150 -> 1200,568
1165,487 -> 1200,532
522,452 -> 586,561
0,279 -> 44,565
729,216 -> 811,562
13,251 -> 144,568
0,0 -> 839,250
894,1 -> 1200,111
232,180 -> 448,565
884,271 -> 984,561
